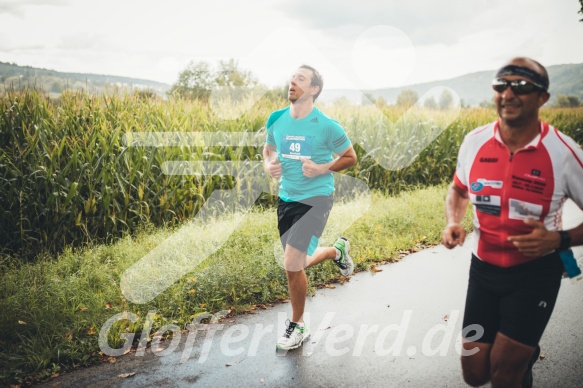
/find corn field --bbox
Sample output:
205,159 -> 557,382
1,88 -> 582,258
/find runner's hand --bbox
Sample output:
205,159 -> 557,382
300,158 -> 324,177
267,158 -> 282,179
441,224 -> 466,249
507,219 -> 561,257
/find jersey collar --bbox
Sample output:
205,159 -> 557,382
493,121 -> 549,151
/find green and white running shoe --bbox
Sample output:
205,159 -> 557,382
276,320 -> 310,350
333,237 -> 354,276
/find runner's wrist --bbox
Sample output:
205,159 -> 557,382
558,230 -> 572,251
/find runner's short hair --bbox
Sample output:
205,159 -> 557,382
299,64 -> 323,101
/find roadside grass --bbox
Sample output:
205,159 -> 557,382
0,185 -> 473,385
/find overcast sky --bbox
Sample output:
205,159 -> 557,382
1,0 -> 582,90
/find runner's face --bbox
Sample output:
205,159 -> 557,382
494,64 -> 549,126
288,68 -> 315,103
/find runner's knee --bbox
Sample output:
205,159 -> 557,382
461,358 -> 490,387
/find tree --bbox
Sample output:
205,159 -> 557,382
375,96 -> 387,109
168,59 -> 262,102
438,89 -> 454,110
261,83 -> 288,103
579,0 -> 583,22
396,89 -> 418,107
215,59 -> 257,89
50,82 -> 61,93
423,96 -> 438,109
168,61 -> 215,101
556,94 -> 581,107
212,59 -> 268,108
567,95 -> 581,107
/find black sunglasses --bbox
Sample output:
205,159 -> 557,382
492,78 -> 547,95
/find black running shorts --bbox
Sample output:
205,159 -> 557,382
462,253 -> 563,347
277,195 -> 334,255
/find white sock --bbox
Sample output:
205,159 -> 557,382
334,247 -> 341,260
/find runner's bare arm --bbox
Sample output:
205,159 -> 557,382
442,182 -> 469,248
328,145 -> 357,172
300,145 -> 357,177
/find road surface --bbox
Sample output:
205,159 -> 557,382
40,201 -> 583,388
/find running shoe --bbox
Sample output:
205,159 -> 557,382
333,237 -> 354,276
276,320 -> 310,350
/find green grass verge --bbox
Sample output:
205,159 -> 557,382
0,185 -> 472,385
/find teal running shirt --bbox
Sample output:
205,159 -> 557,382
266,106 -> 351,202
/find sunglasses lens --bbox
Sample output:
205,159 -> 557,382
492,84 -> 507,93
492,79 -> 541,95
512,82 -> 536,95
492,80 -> 508,93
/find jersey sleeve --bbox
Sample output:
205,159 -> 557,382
326,120 -> 351,153
561,134 -> 583,209
453,135 -> 469,191
265,113 -> 276,147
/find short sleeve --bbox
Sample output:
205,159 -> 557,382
561,134 -> 583,209
327,120 -> 351,153
453,135 -> 469,190
265,114 -> 276,146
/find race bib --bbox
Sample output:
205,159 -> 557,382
508,198 -> 543,220
281,135 -> 313,160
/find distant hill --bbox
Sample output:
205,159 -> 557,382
319,63 -> 583,107
0,61 -> 170,97
1,61 -> 582,106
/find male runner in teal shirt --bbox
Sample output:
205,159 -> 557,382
263,64 -> 357,350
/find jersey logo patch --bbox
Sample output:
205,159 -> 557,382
471,179 -> 504,192
479,179 -> 503,189
471,182 -> 484,192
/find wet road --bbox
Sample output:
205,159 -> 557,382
41,201 -> 583,388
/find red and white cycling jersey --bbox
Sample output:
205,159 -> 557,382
454,121 -> 583,267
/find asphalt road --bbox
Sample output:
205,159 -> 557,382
40,201 -> 583,388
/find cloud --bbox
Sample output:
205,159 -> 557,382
0,0 -> 70,17
1,0 -> 581,89
280,0 -> 525,46
272,0 -> 581,87
58,32 -> 108,51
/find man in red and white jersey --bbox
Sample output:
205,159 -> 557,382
441,57 -> 583,388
